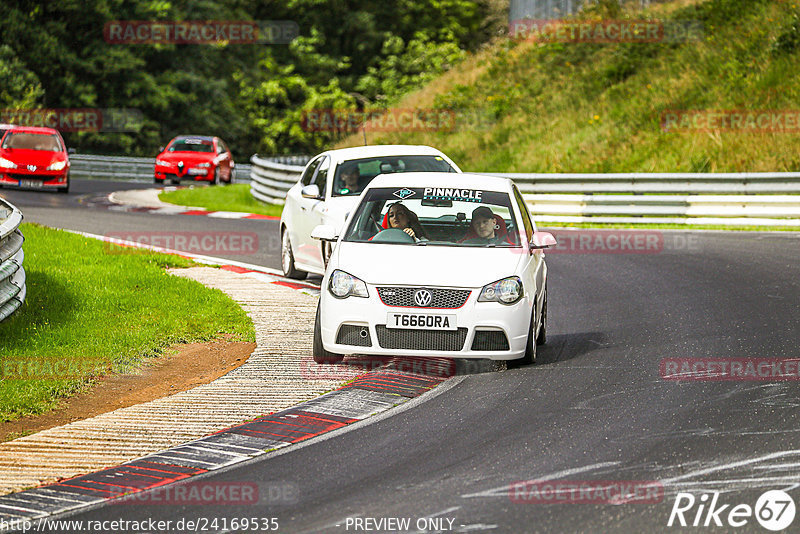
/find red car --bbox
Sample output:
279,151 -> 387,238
0,126 -> 70,193
154,135 -> 234,185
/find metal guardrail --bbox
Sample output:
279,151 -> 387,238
69,154 -> 253,183
249,154 -> 311,204
0,199 -> 26,322
249,159 -> 800,226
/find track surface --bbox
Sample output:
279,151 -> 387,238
5,180 -> 800,532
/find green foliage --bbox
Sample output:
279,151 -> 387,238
0,0 -> 494,157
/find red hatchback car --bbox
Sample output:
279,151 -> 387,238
0,126 -> 70,193
154,135 -> 234,185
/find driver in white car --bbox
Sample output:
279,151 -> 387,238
386,202 -> 428,241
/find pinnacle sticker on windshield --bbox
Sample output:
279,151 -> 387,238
393,188 -> 416,199
423,187 -> 483,202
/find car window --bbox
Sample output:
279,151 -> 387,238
342,186 -> 520,247
301,156 -> 323,186
313,156 -> 329,197
168,138 -> 214,152
513,184 -> 534,240
218,140 -> 229,153
2,132 -> 62,151
332,155 -> 456,196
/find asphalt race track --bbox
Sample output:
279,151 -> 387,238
1,180 -> 284,271
4,180 -> 800,533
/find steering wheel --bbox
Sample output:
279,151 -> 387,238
369,213 -> 383,233
371,228 -> 415,243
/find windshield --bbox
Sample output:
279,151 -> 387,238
342,186 -> 521,247
332,155 -> 456,196
168,139 -> 214,152
2,132 -> 62,151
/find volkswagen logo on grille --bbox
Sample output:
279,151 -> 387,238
27,165 -> 37,172
414,289 -> 432,307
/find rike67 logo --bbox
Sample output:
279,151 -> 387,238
668,490 -> 796,531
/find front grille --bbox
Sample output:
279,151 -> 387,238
336,324 -> 372,347
8,174 -> 43,180
377,287 -> 471,309
471,330 -> 510,351
375,325 -> 467,351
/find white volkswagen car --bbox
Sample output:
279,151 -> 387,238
311,173 -> 557,365
280,145 -> 461,279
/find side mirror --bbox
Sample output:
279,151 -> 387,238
311,224 -> 338,242
301,184 -> 322,199
530,231 -> 557,251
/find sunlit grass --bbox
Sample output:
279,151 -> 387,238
0,223 -> 255,422
159,184 -> 283,217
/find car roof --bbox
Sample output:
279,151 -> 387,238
7,126 -> 61,135
322,144 -> 447,161
365,172 -> 514,192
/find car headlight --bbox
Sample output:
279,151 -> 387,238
329,269 -> 369,299
46,160 -> 67,171
155,159 -> 170,166
196,162 -> 211,168
478,276 -> 523,305
0,157 -> 17,169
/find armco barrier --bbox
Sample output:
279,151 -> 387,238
69,154 -> 252,183
0,199 -> 26,322
249,159 -> 800,226
249,154 -> 311,204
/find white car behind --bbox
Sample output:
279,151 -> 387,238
280,145 -> 461,279
311,172 -> 557,365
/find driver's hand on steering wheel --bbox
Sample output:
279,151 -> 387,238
403,228 -> 416,238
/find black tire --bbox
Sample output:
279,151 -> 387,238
212,168 -> 219,185
537,286 -> 547,346
58,182 -> 70,194
154,177 -> 164,185
281,229 -> 307,280
518,305 -> 538,366
171,179 -> 180,185
313,304 -> 343,364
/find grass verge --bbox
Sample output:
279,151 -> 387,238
159,184 -> 284,217
342,0 -> 800,173
0,223 -> 255,422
